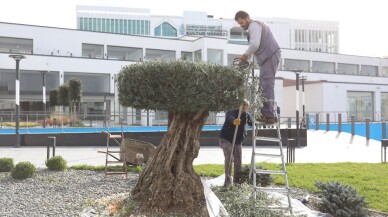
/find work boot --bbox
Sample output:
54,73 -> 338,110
256,115 -> 277,124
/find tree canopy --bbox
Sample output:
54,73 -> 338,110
117,60 -> 248,112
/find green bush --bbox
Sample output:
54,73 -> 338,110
315,181 -> 368,217
238,164 -> 274,187
0,157 -> 14,172
45,156 -> 67,171
11,162 -> 36,179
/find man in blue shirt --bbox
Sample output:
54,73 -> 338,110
219,100 -> 252,186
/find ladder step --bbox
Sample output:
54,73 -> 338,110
106,160 -> 126,164
255,122 -> 278,127
255,187 -> 289,193
255,137 -> 281,142
255,169 -> 286,175
106,151 -> 123,153
109,135 -> 122,139
254,153 -> 283,158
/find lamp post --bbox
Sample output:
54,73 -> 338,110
41,71 -> 48,128
9,54 -> 26,148
301,75 -> 307,128
291,70 -> 303,147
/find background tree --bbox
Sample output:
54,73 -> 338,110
58,84 -> 69,114
68,78 -> 83,125
117,60 -> 250,216
49,89 -> 58,113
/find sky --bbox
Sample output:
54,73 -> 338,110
0,0 -> 387,57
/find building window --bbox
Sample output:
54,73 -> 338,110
107,45 -> 142,61
227,54 -> 240,66
229,27 -> 247,40
361,65 -> 378,76
382,93 -> 388,121
312,61 -> 335,73
283,59 -> 309,72
79,17 -> 84,30
194,50 -> 202,62
145,49 -> 175,61
347,91 -> 374,121
64,72 -> 110,94
338,63 -> 358,75
154,22 -> 177,37
383,67 -> 388,77
0,36 -> 33,54
207,49 -> 223,65
82,43 -> 104,58
181,51 -> 193,61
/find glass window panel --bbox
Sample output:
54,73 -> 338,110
128,20 -> 132,34
107,45 -> 142,61
88,18 -> 92,31
145,49 -> 175,61
181,51 -> 193,61
137,20 -> 140,35
119,19 -> 123,34
141,20 -> 145,35
92,18 -> 96,31
227,54 -> 240,66
110,19 -> 114,33
338,63 -> 358,75
82,43 -> 104,58
207,49 -> 223,65
145,21 -> 150,35
124,20 -> 128,34
79,17 -> 84,30
114,19 -> 119,33
381,93 -> 388,120
0,70 -> 59,93
312,61 -> 335,73
361,65 -> 378,76
194,50 -> 202,62
96,18 -> 101,32
347,91 -> 374,121
283,59 -> 309,71
383,67 -> 388,77
64,72 -> 110,94
0,36 -> 33,54
102,19 -> 106,32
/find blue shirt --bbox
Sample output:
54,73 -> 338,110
220,110 -> 252,145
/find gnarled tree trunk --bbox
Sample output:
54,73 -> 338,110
132,110 -> 209,216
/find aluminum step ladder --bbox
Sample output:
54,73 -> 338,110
249,119 -> 292,214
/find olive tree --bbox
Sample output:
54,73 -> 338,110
117,60 -> 250,216
68,78 -> 82,125
49,89 -> 58,113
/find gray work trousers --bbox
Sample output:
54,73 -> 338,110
219,138 -> 242,186
259,51 -> 281,118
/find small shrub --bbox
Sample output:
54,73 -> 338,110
315,181 -> 368,217
238,164 -> 274,186
45,156 -> 67,171
0,157 -> 14,172
11,162 -> 36,179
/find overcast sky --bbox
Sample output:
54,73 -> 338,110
0,0 -> 387,57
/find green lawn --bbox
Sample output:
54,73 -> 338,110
194,163 -> 388,213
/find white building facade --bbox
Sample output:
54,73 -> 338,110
0,7 -> 388,126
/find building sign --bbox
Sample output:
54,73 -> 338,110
185,25 -> 227,37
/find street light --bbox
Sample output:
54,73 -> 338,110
9,54 -> 26,148
301,75 -> 307,128
41,71 -> 48,128
291,69 -> 303,147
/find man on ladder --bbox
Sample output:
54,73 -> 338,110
235,10 -> 281,124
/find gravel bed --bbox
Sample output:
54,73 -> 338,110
0,169 -> 137,217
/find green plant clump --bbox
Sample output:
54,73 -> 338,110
11,162 -> 36,179
315,181 -> 368,217
0,157 -> 14,172
45,156 -> 67,171
238,164 -> 274,186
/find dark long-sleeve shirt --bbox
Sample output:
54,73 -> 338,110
220,110 -> 252,145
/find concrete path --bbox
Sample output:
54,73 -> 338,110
0,130 -> 383,168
